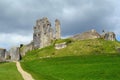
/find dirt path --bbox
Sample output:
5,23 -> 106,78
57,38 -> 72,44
16,61 -> 34,80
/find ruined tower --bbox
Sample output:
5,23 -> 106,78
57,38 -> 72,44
33,17 -> 54,49
103,32 -> 116,41
55,19 -> 61,39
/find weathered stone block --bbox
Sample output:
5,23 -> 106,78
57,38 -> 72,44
102,32 -> 116,41
72,29 -> 101,40
20,42 -> 33,57
33,17 -> 61,49
55,42 -> 67,49
0,48 -> 6,62
9,47 -> 20,61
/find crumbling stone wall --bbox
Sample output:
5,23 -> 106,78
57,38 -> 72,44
55,19 -> 61,39
33,17 -> 61,49
33,17 -> 53,49
5,51 -> 11,60
72,29 -> 101,40
102,32 -> 116,41
0,48 -> 6,62
20,42 -> 33,57
55,42 -> 67,49
9,47 -> 20,61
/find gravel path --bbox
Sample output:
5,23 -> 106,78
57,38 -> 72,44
16,61 -> 34,80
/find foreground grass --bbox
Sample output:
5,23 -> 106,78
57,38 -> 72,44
21,54 -> 120,80
0,62 -> 23,80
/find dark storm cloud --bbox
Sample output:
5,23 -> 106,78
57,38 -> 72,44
60,0 -> 115,35
0,0 -> 118,36
1,0 -> 120,49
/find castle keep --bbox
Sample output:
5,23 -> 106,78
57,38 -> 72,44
33,17 -> 61,49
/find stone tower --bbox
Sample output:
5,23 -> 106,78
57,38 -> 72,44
33,17 -> 54,49
55,19 -> 61,39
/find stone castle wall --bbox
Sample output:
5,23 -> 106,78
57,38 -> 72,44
102,32 -> 116,41
55,19 -> 61,39
20,42 -> 33,57
0,17 -> 61,62
33,17 -> 61,49
0,48 -> 6,62
72,29 -> 101,40
72,29 -> 116,41
9,47 -> 20,61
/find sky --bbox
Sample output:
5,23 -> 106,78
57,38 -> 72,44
0,0 -> 120,49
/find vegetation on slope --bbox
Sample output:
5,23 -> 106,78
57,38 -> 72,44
21,38 -> 120,80
22,38 -> 120,61
0,62 -> 23,80
21,55 -> 120,80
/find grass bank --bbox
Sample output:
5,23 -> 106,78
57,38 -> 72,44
23,39 -> 120,61
21,54 -> 120,80
0,62 -> 23,80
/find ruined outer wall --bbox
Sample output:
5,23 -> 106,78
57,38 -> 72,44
0,48 -> 6,62
33,17 -> 54,49
72,29 -> 101,40
9,47 -> 20,61
55,19 -> 61,39
20,42 -> 33,57
103,32 -> 116,41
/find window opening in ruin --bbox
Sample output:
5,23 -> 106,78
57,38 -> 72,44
34,34 -> 37,37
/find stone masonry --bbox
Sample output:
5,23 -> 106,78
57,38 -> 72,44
72,29 -> 116,41
55,19 -> 61,39
33,17 -> 61,49
102,32 -> 116,41
0,48 -> 6,62
9,47 -> 20,61
0,17 -> 117,62
72,29 -> 101,40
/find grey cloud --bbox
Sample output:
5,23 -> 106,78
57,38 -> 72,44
0,0 -> 120,49
60,0 -> 116,36
0,0 -> 119,36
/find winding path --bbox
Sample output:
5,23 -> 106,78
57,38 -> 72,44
16,61 -> 34,80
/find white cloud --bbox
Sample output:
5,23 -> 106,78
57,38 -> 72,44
0,33 -> 32,49
62,7 -> 77,20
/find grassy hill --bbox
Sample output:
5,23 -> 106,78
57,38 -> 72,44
22,38 -> 120,61
21,55 -> 120,80
0,62 -> 23,80
21,38 -> 120,80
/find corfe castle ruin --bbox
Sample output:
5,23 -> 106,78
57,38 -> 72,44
0,17 -> 116,62
33,17 -> 61,49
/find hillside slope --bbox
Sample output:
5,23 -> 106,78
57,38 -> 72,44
23,38 -> 120,60
21,39 -> 120,80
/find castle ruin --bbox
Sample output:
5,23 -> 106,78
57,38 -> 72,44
33,17 -> 61,49
72,29 -> 116,41
102,32 -> 116,41
0,17 -> 117,62
55,19 -> 61,39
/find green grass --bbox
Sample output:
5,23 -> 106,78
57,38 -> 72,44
0,62 -> 23,80
55,38 -> 73,44
21,54 -> 120,80
22,39 -> 120,61
21,39 -> 120,80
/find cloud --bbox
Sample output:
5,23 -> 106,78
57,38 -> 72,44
0,33 -> 32,49
0,0 -> 120,49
